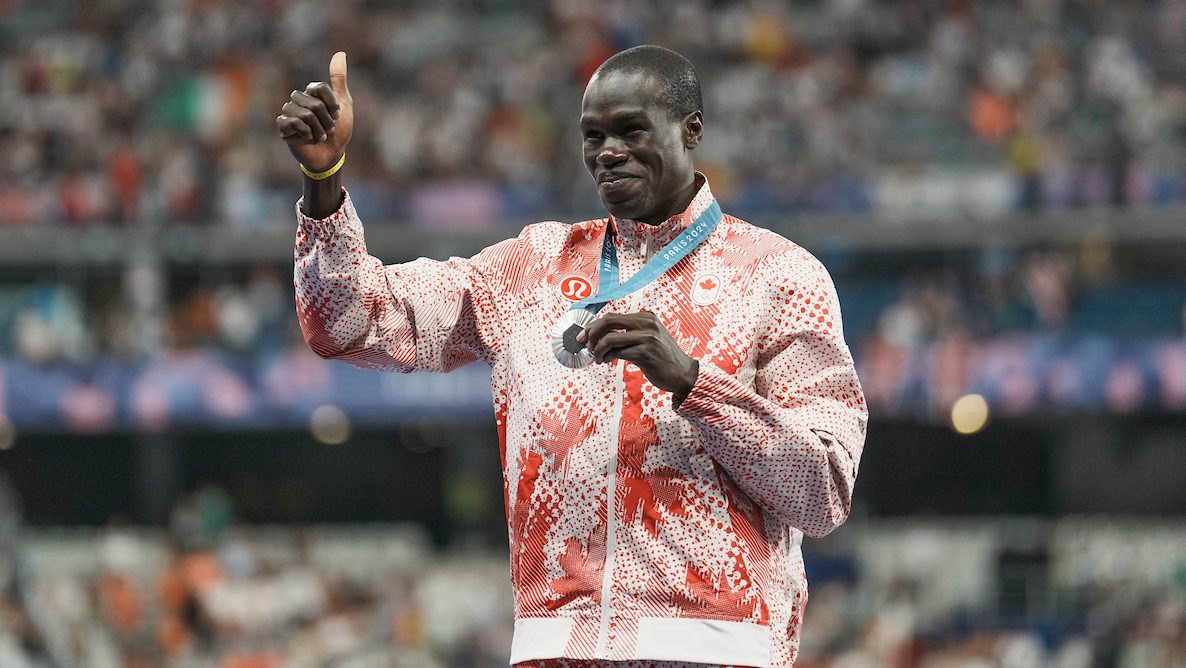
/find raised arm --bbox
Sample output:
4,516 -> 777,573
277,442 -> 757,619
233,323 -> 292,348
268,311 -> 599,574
279,53 -> 505,373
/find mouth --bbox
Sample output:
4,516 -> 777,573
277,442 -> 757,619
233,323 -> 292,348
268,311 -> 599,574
597,172 -> 641,199
597,171 -> 639,185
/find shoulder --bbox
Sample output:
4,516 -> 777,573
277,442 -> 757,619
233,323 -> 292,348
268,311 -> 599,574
471,217 -> 605,271
518,217 -> 606,249
719,215 -> 843,336
715,213 -> 834,289
480,217 -> 604,257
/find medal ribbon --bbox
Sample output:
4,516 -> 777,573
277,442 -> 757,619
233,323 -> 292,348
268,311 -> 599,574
571,197 -> 722,314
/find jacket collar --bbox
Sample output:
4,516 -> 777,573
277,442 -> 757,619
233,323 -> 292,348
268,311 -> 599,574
610,173 -> 714,256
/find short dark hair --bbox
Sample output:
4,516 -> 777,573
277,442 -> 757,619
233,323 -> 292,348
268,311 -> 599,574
593,45 -> 703,121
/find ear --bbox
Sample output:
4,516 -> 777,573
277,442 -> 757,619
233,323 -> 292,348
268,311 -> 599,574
682,111 -> 704,149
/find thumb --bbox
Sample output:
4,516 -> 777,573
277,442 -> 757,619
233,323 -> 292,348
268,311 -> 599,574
329,51 -> 349,99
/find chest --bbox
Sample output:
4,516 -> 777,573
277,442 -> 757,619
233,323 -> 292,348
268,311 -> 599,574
497,241 -> 766,392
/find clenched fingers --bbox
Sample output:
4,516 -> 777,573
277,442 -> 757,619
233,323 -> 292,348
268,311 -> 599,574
304,81 -> 340,120
589,330 -> 659,364
280,93 -> 330,142
579,311 -> 661,351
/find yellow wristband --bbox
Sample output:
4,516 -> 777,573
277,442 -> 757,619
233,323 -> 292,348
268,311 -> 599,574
300,153 -> 346,180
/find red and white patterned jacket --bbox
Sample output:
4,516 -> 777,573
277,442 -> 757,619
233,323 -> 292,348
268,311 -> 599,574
294,179 -> 867,668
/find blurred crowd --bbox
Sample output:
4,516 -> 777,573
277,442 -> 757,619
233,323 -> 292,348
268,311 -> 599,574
6,0 -> 1186,227
0,487 -> 514,668
849,249 -> 1186,418
1,489 -> 1185,667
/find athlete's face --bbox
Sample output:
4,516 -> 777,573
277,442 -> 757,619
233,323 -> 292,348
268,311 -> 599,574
580,70 -> 702,224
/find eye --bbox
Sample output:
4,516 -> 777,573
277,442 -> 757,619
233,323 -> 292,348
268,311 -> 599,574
583,130 -> 603,142
624,125 -> 645,137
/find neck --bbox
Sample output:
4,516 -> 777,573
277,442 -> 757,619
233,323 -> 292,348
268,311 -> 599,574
639,175 -> 699,225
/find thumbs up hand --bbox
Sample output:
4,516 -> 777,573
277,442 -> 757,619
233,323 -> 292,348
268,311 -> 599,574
277,52 -> 354,173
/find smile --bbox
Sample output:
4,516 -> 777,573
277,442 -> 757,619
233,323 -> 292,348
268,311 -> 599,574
598,173 -> 639,185
597,176 -> 640,198
596,171 -> 642,198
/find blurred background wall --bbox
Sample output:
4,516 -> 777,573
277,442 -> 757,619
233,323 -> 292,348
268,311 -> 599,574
0,0 -> 1184,666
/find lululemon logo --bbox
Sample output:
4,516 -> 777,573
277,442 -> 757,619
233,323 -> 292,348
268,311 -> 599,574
559,275 -> 593,301
691,273 -> 721,306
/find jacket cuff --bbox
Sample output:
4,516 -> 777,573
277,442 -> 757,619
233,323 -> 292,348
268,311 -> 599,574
673,362 -> 738,420
296,189 -> 356,238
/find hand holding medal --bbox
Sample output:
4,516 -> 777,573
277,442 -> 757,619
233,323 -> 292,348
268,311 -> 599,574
579,311 -> 701,398
550,199 -> 721,399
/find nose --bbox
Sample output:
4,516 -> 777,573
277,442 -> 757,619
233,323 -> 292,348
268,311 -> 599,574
596,143 -> 628,167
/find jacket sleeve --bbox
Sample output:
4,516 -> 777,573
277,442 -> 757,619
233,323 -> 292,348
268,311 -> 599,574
675,250 -> 868,537
293,192 -> 509,373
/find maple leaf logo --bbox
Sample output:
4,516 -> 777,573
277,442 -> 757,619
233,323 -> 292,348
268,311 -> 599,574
692,273 -> 722,306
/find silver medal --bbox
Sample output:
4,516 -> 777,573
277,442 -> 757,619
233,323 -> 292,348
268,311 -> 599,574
550,309 -> 596,369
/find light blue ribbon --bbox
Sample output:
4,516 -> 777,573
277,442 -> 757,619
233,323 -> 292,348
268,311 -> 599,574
571,198 -> 723,314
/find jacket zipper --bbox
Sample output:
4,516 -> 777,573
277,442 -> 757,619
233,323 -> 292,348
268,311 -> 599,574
595,359 -> 626,657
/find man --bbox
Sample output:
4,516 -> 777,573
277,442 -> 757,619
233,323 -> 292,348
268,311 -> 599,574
278,46 -> 866,668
